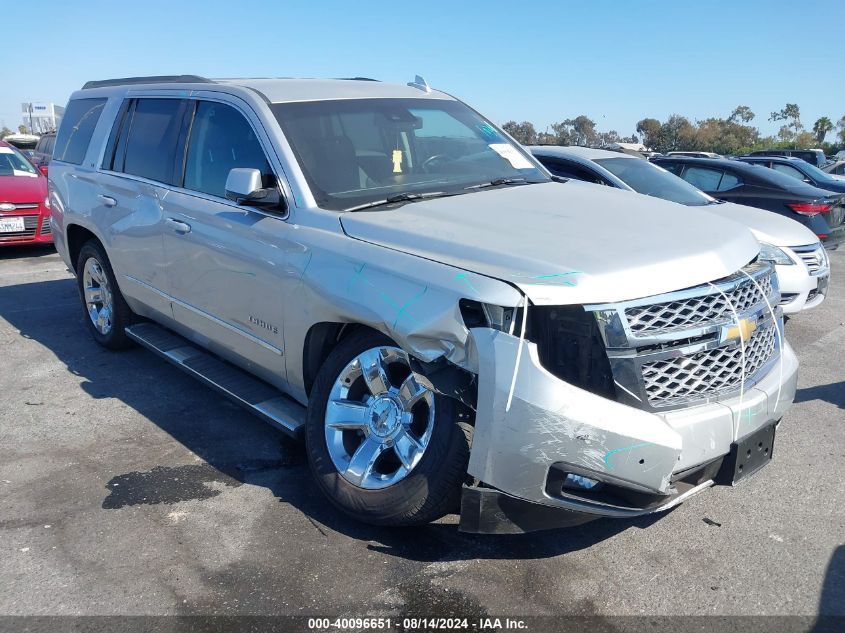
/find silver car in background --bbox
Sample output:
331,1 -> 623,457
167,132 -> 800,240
50,76 -> 797,533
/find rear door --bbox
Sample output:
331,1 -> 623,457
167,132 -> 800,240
159,97 -> 289,385
95,96 -> 189,320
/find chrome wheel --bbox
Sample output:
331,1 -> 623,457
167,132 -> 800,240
82,257 -> 114,335
324,346 -> 436,490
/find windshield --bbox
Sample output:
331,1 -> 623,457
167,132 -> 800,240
595,157 -> 712,206
271,98 -> 548,210
0,145 -> 38,176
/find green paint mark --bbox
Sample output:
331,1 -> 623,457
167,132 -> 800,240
348,262 -> 368,291
604,442 -> 653,470
532,271 -> 581,279
392,286 -> 428,329
298,252 -> 313,282
455,273 -> 478,294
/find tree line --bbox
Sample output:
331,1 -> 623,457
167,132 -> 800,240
503,104 -> 845,155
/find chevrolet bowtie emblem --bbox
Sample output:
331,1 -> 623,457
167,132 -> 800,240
726,318 -> 757,343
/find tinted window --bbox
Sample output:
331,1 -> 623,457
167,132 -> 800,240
184,101 -> 272,198
122,98 -> 186,184
53,98 -> 106,165
540,158 -> 606,184
656,161 -> 684,176
834,164 -> 845,175
716,171 -> 742,191
596,157 -> 712,205
772,163 -> 805,181
682,166 -> 723,191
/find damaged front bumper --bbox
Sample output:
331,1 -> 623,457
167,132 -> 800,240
460,327 -> 798,534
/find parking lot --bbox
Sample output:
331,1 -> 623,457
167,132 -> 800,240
0,245 -> 843,623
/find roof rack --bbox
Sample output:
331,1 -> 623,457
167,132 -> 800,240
82,75 -> 213,90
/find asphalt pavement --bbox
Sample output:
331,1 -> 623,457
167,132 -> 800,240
0,244 -> 842,624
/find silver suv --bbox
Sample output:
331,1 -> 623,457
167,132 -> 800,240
51,75 -> 798,533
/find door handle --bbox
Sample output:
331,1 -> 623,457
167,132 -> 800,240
166,218 -> 192,234
98,194 -> 117,208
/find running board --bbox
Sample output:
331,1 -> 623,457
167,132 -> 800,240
125,322 -> 305,437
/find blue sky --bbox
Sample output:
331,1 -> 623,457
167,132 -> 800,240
1,0 -> 843,137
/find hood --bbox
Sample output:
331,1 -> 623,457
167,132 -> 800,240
0,174 -> 47,205
340,181 -> 760,305
705,201 -> 819,248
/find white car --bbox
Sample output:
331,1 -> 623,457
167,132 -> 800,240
530,146 -> 830,314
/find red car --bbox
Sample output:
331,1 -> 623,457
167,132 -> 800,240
0,139 -> 52,246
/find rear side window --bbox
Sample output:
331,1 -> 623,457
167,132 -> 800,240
184,101 -> 272,198
121,98 -> 187,184
53,98 -> 107,165
771,163 -> 805,181
682,166 -> 722,191
716,171 -> 742,191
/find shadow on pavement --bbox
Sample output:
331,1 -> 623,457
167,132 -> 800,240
0,243 -> 56,260
0,277 -> 660,562
795,381 -> 845,410
814,545 -> 845,631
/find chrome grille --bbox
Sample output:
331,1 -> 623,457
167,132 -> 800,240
792,244 -> 825,275
641,323 -> 777,407
587,261 -> 782,412
2,203 -> 38,210
625,272 -> 773,335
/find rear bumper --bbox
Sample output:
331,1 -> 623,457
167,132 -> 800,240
462,327 -> 798,533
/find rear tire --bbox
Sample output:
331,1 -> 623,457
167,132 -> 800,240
76,240 -> 134,350
305,329 -> 472,526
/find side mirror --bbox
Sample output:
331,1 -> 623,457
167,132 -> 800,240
224,168 -> 286,213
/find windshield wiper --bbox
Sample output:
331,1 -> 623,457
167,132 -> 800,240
345,190 -> 458,212
464,177 -> 534,191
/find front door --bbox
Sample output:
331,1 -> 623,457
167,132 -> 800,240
160,99 -> 289,387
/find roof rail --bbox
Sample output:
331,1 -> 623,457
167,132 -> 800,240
336,77 -> 380,82
82,75 -> 213,90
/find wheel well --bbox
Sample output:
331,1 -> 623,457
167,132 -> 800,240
66,224 -> 100,272
302,322 -> 364,396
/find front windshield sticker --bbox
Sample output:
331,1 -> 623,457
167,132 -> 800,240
489,143 -> 534,170
392,150 -> 403,174
477,122 -> 502,142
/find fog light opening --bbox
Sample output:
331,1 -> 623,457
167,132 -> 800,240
562,473 -> 602,491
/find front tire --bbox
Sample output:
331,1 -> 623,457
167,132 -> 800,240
305,329 -> 472,526
76,240 -> 134,350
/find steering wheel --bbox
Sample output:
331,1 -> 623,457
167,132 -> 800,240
421,154 -> 450,173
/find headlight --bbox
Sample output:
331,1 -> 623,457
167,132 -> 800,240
44,196 -> 50,209
459,299 -> 515,332
758,242 -> 793,266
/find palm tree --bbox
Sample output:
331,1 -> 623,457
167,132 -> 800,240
812,117 -> 834,144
